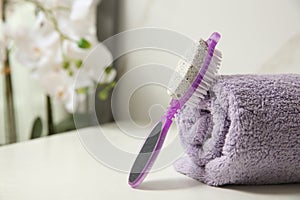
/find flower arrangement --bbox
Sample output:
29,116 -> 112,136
0,0 -> 116,141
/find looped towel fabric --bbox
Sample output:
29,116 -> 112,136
174,74 -> 300,186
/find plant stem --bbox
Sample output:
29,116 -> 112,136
46,95 -> 55,135
2,0 -> 17,144
24,0 -> 77,67
3,49 -> 17,143
24,0 -> 75,42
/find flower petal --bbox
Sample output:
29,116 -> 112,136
70,0 -> 95,21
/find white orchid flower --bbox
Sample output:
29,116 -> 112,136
70,0 -> 100,21
33,12 -> 54,35
80,42 -> 116,84
62,34 -> 98,60
58,10 -> 96,38
40,69 -> 79,113
14,31 -> 61,69
3,0 -> 115,113
36,0 -> 72,10
8,11 -> 61,69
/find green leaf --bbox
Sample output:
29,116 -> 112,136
75,59 -> 83,68
97,81 -> 116,100
30,117 -> 43,139
109,81 -> 116,88
77,38 -> 91,49
63,60 -> 70,69
76,87 -> 89,94
105,66 -> 113,74
98,90 -> 109,100
68,70 -> 74,76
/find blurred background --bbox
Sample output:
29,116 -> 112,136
1,0 -> 300,145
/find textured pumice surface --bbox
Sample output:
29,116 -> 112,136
167,39 -> 209,99
174,74 -> 300,186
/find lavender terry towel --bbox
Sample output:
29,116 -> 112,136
174,74 -> 300,186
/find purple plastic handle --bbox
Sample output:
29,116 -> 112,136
128,32 -> 221,188
128,99 -> 178,188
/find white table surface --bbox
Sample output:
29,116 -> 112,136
0,123 -> 299,200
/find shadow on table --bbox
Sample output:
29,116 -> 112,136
223,183 -> 300,195
138,177 -> 201,191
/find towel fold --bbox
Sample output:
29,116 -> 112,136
174,74 -> 300,186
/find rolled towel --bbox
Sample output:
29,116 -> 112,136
174,74 -> 300,186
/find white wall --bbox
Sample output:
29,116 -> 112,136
116,0 -> 300,123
